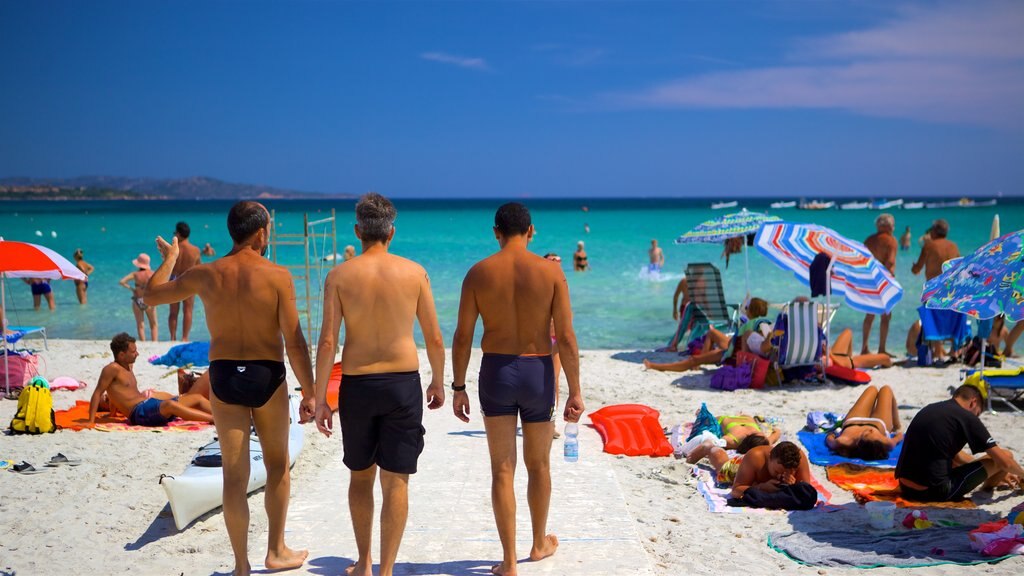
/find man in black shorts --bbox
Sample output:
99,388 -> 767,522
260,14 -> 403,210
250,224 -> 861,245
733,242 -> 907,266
896,385 -> 1024,501
452,202 -> 585,576
313,193 -> 446,576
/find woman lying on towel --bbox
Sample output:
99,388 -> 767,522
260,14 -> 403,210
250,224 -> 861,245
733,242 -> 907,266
715,414 -> 781,450
825,384 -> 903,461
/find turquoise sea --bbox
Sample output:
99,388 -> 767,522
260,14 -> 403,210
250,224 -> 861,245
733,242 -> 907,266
1,198 -> 1019,350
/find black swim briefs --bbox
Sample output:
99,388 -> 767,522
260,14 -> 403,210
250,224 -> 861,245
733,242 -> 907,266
339,371 -> 425,474
478,353 -> 555,423
208,359 -> 287,408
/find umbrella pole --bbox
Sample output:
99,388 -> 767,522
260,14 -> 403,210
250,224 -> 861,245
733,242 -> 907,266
981,334 -> 993,414
823,256 -> 836,382
743,241 -> 750,297
2,272 -> 7,397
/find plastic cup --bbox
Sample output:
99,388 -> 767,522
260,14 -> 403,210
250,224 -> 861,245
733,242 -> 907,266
865,500 -> 897,530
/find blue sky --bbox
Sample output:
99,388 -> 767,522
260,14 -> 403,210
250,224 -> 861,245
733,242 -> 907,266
1,1 -> 1022,198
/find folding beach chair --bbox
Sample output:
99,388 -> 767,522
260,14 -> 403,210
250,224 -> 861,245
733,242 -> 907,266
685,262 -> 738,333
5,325 -> 48,351
768,301 -> 825,384
663,301 -> 712,352
963,367 -> 1024,415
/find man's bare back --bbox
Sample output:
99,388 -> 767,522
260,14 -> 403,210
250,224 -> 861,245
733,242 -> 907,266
172,238 -> 201,278
864,232 -> 897,274
913,238 -> 959,280
324,251 -> 435,375
463,250 -> 564,355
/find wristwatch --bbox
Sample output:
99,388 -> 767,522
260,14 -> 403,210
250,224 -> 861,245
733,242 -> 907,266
451,383 -> 467,392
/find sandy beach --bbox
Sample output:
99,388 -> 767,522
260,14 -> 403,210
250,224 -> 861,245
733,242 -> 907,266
2,339 -> 1023,575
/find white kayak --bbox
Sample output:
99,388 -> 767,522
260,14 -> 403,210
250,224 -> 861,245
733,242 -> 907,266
161,395 -> 305,530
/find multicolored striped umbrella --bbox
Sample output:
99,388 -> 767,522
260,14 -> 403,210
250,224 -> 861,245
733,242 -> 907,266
674,209 -> 781,244
922,230 -> 1024,321
754,222 -> 903,315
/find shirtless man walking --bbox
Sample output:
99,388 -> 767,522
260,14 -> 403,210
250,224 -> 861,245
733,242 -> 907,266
313,193 -> 446,576
167,221 -> 202,341
452,202 -> 585,576
648,238 -> 665,273
145,201 -> 315,576
87,332 -> 212,426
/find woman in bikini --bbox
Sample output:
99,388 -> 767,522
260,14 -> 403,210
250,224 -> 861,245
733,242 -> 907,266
119,253 -> 158,342
825,384 -> 903,461
828,328 -> 893,369
573,241 -> 589,271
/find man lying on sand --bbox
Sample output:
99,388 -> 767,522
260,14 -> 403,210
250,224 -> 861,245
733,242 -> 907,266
730,441 -> 811,500
88,332 -> 213,426
896,385 -> 1024,501
826,384 -> 902,461
686,434 -> 771,486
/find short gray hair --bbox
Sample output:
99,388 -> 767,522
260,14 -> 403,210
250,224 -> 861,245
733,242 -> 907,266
355,192 -> 396,243
875,213 -> 895,231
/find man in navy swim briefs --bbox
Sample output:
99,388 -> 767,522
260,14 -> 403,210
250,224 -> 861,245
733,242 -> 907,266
452,202 -> 585,576
313,192 -> 446,576
145,201 -> 316,576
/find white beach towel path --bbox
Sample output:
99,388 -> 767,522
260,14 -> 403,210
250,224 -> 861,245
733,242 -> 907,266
267,404 -> 655,575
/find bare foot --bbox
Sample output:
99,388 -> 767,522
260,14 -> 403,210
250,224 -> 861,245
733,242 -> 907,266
491,562 -> 516,575
642,359 -> 652,370
344,560 -> 372,576
530,534 -> 558,561
265,546 -> 308,571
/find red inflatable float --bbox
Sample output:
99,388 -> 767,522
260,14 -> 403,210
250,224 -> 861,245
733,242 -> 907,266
825,363 -> 871,386
589,404 -> 673,457
326,361 -> 342,411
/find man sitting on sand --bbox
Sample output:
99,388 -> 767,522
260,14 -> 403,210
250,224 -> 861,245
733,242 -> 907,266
730,441 -> 811,500
88,332 -> 213,426
826,385 -> 903,461
896,385 -> 1024,501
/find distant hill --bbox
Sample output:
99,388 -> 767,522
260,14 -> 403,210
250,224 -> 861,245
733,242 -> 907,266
0,175 -> 353,200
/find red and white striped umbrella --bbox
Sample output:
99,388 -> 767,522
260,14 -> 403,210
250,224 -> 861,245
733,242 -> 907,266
0,239 -> 86,280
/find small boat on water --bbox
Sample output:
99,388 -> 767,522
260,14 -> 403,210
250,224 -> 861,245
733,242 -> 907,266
799,200 -> 835,210
840,201 -> 869,210
711,200 -> 738,210
902,201 -> 924,210
924,197 -> 998,209
770,200 -> 796,209
871,199 -> 904,210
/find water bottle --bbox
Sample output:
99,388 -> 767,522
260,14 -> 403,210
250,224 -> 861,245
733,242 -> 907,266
563,423 -> 579,462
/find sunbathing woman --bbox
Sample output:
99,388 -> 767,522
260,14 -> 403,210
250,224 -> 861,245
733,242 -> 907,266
829,328 -> 893,369
716,414 -> 781,449
825,384 -> 903,461
643,326 -> 733,372
686,434 -> 771,486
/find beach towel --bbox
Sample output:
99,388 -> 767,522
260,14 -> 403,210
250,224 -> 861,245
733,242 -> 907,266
797,429 -> 903,468
693,466 -> 832,514
825,463 -> 976,509
149,341 -> 210,367
769,527 -> 1015,568
918,306 -> 971,349
54,400 -> 211,432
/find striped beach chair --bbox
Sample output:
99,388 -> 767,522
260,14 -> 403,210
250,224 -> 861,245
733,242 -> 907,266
684,262 -> 738,333
769,301 -> 825,383
663,301 -> 712,353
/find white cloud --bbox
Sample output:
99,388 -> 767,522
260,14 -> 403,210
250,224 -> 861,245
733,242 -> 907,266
602,1 -> 1024,129
420,51 -> 489,71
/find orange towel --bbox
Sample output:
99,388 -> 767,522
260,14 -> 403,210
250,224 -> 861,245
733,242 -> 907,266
826,463 -> 976,509
55,400 -> 212,432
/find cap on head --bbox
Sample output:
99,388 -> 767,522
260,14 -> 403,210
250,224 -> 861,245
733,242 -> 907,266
494,202 -> 531,236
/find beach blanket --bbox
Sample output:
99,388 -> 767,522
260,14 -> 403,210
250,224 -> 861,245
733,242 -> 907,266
769,527 -> 1014,568
55,400 -> 212,432
826,463 -> 976,509
149,341 -> 210,367
693,466 -> 832,514
797,429 -> 903,468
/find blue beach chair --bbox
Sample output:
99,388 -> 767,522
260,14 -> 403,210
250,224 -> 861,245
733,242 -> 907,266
769,301 -> 825,384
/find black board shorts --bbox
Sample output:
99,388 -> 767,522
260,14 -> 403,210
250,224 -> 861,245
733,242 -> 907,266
900,460 -> 988,502
339,371 -> 424,474
478,353 -> 555,423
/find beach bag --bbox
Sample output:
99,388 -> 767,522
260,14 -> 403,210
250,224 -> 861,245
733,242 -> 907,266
685,402 -> 721,441
0,352 -> 39,392
710,363 -> 752,391
963,337 -> 1002,368
735,351 -> 770,389
9,377 -> 56,434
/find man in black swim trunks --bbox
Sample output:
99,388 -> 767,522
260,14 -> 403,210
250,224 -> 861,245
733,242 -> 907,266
145,201 -> 315,576
452,202 -> 585,576
896,385 -> 1024,502
313,193 -> 446,576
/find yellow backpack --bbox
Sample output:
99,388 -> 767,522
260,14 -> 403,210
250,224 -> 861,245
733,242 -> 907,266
9,377 -> 55,434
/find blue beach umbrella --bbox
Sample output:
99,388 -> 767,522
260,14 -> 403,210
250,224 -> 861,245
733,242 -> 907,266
921,230 -> 1024,322
754,222 -> 903,316
674,209 -> 782,294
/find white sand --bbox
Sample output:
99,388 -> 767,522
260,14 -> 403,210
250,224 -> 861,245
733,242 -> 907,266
1,339 -> 1022,575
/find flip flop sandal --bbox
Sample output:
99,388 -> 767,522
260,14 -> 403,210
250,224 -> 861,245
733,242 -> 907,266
9,461 -> 49,475
45,452 -> 82,467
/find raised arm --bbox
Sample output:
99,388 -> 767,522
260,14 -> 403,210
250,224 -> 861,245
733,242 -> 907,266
451,272 -> 479,422
416,269 -> 445,411
552,269 -> 584,423
313,269 -> 343,436
144,236 -> 203,305
276,271 -> 314,421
